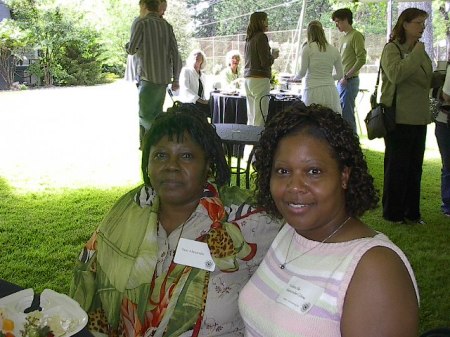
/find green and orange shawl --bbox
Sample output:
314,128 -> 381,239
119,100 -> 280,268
70,183 -> 257,336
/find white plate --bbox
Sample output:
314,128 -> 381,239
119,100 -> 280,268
0,288 -> 88,337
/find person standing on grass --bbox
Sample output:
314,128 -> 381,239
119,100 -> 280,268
380,8 -> 443,225
126,0 -> 182,149
435,62 -> 450,217
125,0 -> 168,88
244,11 -> 279,126
292,20 -> 343,114
332,8 -> 366,133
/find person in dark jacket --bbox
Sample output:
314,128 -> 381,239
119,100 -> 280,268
244,12 -> 279,126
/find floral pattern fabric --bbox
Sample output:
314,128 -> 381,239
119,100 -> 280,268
70,184 -> 282,337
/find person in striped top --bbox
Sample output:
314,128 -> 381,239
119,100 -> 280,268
239,103 -> 419,337
126,0 -> 182,147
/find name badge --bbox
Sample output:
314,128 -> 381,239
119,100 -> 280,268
276,276 -> 324,314
174,238 -> 216,271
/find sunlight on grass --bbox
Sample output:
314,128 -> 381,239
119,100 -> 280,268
359,126 -> 441,161
0,81 -> 143,193
0,77 -> 441,193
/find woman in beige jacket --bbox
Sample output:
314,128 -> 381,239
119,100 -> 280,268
380,8 -> 435,224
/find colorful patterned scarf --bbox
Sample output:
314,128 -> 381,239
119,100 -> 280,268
89,183 -> 256,336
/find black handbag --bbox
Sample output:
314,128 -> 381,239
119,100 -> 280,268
365,43 -> 401,140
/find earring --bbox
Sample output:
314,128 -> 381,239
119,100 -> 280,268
342,183 -> 347,189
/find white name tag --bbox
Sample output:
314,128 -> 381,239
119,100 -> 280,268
276,276 -> 323,314
174,238 -> 216,271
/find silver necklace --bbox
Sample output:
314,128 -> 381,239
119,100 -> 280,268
279,216 -> 351,270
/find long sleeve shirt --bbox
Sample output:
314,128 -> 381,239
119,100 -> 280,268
179,66 -> 208,103
126,12 -> 182,85
339,28 -> 366,77
244,32 -> 274,79
296,42 -> 343,88
380,41 -> 433,125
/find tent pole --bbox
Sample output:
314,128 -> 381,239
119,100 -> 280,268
387,0 -> 393,42
293,0 -> 307,74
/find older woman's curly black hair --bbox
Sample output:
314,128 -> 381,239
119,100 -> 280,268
254,102 -> 379,218
141,106 -> 230,187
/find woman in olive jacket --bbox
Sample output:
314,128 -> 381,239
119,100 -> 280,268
380,8 -> 436,224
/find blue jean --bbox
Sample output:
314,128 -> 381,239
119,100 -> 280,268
435,122 -> 450,214
138,80 -> 166,144
337,77 -> 359,133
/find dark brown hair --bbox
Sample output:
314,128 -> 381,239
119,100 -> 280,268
254,102 -> 379,218
332,8 -> 353,25
246,12 -> 268,41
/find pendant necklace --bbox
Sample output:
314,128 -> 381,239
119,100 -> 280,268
279,216 -> 351,270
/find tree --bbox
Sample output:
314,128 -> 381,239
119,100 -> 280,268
434,0 -> 450,60
164,0 -> 196,61
0,19 -> 30,89
6,0 -> 107,86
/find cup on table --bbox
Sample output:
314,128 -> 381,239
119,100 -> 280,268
437,60 -> 447,73
271,48 -> 280,59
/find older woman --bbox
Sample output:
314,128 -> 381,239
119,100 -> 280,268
293,21 -> 343,114
220,50 -> 242,90
179,49 -> 211,119
70,107 -> 282,336
380,8 -> 438,224
239,103 -> 419,336
244,12 -> 279,126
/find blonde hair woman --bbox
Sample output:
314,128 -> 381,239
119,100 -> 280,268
293,20 -> 343,113
220,50 -> 241,89
179,49 -> 211,118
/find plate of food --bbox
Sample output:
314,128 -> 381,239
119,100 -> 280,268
0,289 -> 88,337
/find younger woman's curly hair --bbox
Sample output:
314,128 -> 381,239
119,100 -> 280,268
141,105 -> 230,187
254,102 -> 379,219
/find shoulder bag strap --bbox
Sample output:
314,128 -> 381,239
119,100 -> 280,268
385,42 -> 403,107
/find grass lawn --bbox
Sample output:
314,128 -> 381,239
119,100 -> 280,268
0,80 -> 449,333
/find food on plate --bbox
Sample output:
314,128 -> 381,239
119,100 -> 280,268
22,312 -> 54,337
0,289 -> 87,337
0,308 -> 16,337
0,309 -> 74,337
